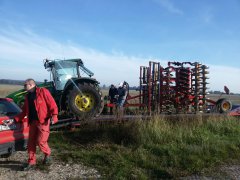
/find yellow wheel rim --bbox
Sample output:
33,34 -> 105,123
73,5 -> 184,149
222,102 -> 230,111
75,93 -> 95,112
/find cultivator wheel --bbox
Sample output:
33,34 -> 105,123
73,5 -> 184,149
216,98 -> 232,113
66,82 -> 104,120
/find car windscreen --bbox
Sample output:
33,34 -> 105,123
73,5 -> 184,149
0,100 -> 22,117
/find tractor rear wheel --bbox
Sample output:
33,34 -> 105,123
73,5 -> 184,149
216,98 -> 232,113
66,82 -> 104,120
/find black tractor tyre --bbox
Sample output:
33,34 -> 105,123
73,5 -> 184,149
66,82 -> 104,120
216,98 -> 232,113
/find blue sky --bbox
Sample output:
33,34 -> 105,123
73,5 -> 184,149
0,0 -> 240,93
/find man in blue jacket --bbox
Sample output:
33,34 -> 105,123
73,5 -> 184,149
116,82 -> 127,120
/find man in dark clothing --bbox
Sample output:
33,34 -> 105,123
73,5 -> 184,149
117,83 -> 127,107
14,78 -> 58,171
108,84 -> 118,115
28,90 -> 39,124
116,82 -> 127,120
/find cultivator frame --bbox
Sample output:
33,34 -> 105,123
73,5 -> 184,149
108,60 -> 233,115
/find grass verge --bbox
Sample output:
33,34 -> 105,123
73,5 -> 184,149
49,115 -> 240,179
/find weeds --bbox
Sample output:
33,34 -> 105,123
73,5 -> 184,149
50,115 -> 240,178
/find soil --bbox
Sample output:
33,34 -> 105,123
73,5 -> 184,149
0,151 -> 101,180
0,151 -> 239,179
181,164 -> 240,180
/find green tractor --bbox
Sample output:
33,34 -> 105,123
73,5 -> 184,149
7,59 -> 104,120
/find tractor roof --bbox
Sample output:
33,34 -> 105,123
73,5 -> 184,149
44,59 -> 83,69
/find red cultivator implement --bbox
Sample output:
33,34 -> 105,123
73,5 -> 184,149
106,60 -> 236,116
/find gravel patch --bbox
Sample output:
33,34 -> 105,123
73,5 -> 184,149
1,151 -> 240,179
0,151 -> 101,180
219,165 -> 240,179
180,164 -> 240,180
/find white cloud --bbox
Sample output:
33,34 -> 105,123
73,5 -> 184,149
0,28 -> 149,87
152,0 -> 183,15
0,28 -> 239,94
208,65 -> 240,94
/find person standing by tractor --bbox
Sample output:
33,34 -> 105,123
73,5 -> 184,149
108,84 -> 118,115
14,78 -> 58,171
116,82 -> 128,120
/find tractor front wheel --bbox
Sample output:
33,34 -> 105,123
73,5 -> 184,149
66,83 -> 103,120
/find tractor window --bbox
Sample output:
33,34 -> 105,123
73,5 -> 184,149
54,61 -> 78,90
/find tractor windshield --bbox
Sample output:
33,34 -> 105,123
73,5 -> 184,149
53,61 -> 79,90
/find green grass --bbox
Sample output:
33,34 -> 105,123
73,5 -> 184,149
49,115 -> 240,179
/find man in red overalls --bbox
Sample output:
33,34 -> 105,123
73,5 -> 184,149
15,78 -> 58,171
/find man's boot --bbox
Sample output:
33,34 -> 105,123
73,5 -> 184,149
43,155 -> 51,165
22,163 -> 36,171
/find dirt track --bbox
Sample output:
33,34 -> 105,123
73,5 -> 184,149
0,151 -> 101,180
1,150 -> 240,179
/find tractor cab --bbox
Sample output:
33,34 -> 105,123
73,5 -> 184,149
44,59 -> 94,91
43,59 -> 104,120
7,58 -> 104,121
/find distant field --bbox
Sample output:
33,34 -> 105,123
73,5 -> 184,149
102,89 -> 240,105
0,85 -> 240,105
206,94 -> 240,105
0,84 -> 23,98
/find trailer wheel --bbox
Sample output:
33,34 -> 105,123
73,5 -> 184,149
66,82 -> 104,120
216,98 -> 232,113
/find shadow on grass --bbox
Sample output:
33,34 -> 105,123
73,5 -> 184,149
49,117 -> 240,179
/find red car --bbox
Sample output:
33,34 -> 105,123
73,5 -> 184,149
0,98 -> 29,158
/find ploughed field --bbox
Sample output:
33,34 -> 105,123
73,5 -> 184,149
0,84 -> 23,98
206,94 -> 240,105
1,84 -> 240,105
0,84 -> 240,104
102,89 -> 240,105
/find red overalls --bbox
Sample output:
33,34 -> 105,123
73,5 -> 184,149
15,87 -> 58,165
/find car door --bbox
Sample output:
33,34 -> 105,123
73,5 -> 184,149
0,98 -> 29,157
